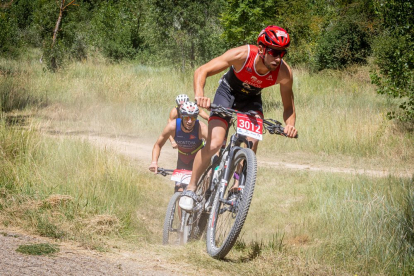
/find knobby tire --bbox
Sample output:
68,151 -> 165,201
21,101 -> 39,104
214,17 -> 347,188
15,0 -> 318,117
162,192 -> 182,245
206,148 -> 257,259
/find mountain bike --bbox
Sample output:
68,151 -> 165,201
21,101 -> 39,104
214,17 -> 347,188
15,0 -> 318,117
193,103 -> 297,259
158,168 -> 204,245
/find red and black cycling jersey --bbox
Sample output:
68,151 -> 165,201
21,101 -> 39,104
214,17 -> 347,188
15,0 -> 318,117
222,44 -> 281,96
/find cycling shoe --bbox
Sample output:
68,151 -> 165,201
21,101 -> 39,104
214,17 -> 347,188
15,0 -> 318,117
179,190 -> 196,212
227,189 -> 240,204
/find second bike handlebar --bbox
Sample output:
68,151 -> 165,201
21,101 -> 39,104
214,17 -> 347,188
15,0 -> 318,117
209,103 -> 298,138
157,167 -> 175,177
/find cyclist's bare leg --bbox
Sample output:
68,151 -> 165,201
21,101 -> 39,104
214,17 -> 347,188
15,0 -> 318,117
248,137 -> 260,154
185,119 -> 227,192
230,137 -> 259,191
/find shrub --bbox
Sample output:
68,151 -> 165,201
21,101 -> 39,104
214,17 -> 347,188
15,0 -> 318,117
315,17 -> 371,70
370,0 -> 414,122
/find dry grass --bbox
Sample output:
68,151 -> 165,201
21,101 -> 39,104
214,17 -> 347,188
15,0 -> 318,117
1,54 -> 413,274
43,194 -> 74,207
86,215 -> 120,235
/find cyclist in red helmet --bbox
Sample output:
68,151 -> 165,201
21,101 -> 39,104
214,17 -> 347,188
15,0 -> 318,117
179,25 -> 298,211
168,94 -> 210,149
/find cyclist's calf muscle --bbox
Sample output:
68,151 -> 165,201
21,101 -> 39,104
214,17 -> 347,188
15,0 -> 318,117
187,120 -> 227,190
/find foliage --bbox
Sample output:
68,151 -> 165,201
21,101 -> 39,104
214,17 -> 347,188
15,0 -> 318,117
89,0 -> 144,61
220,0 -> 287,47
371,0 -> 414,122
143,0 -> 225,68
220,0 -> 375,67
315,16 -> 372,70
0,0 -> 383,70
0,6 -> 21,57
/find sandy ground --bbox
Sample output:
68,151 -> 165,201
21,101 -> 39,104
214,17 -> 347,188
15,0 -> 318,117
0,229 -> 185,276
1,129 -> 412,276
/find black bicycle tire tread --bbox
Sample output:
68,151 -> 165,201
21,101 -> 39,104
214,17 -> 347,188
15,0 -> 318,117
206,148 -> 257,259
181,212 -> 191,245
162,192 -> 182,245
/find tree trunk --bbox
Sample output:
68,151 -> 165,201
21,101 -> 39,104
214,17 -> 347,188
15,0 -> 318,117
52,1 -> 64,48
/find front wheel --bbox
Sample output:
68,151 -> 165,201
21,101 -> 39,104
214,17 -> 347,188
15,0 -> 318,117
163,192 -> 184,245
206,148 -> 257,259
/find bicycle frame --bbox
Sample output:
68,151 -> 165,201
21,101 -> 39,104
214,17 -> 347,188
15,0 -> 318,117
202,104 -> 298,258
198,113 -> 254,215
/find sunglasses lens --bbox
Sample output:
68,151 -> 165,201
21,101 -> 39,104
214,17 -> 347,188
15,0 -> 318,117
183,116 -> 196,121
267,48 -> 286,57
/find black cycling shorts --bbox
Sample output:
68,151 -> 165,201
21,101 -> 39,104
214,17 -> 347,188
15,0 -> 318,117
209,79 -> 263,128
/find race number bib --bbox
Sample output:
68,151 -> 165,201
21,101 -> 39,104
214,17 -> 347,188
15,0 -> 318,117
171,169 -> 192,184
237,114 -> 263,140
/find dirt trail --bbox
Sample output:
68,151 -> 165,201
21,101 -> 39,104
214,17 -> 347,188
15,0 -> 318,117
0,228 -> 184,276
76,133 -> 412,178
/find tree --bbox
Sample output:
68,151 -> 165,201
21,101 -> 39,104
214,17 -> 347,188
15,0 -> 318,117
220,0 -> 287,47
0,0 -> 19,57
48,0 -> 78,70
371,0 -> 414,122
89,0 -> 144,61
144,0 -> 225,69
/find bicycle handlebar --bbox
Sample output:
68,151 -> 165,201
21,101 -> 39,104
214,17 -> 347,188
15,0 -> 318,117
157,167 -> 175,177
210,103 -> 298,138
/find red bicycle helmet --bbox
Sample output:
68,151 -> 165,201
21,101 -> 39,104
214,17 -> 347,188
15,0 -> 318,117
257,26 -> 290,48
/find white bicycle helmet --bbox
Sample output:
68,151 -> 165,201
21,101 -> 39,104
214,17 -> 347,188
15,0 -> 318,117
180,101 -> 199,117
175,94 -> 190,105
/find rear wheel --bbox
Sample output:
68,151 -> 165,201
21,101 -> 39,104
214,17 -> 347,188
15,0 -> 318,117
206,148 -> 257,259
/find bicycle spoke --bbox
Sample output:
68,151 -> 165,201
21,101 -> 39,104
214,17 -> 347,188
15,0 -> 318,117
211,162 -> 244,248
207,148 -> 257,259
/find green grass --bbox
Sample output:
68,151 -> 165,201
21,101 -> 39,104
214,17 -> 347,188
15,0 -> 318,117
177,168 -> 414,275
1,52 -> 414,274
16,243 -> 60,256
0,120 -> 171,249
2,52 -> 412,165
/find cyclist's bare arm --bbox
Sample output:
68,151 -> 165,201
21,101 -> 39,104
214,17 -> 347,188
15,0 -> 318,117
277,61 -> 297,138
150,120 -> 176,172
168,108 -> 178,148
194,45 -> 248,108
199,109 -> 210,121
199,121 -> 208,140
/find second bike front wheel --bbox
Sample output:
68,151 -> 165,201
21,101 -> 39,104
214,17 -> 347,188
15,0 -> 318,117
163,192 -> 182,245
206,148 -> 257,259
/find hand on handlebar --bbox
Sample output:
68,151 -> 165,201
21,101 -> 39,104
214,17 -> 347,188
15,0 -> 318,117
149,161 -> 158,174
195,96 -> 211,109
284,125 -> 298,138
